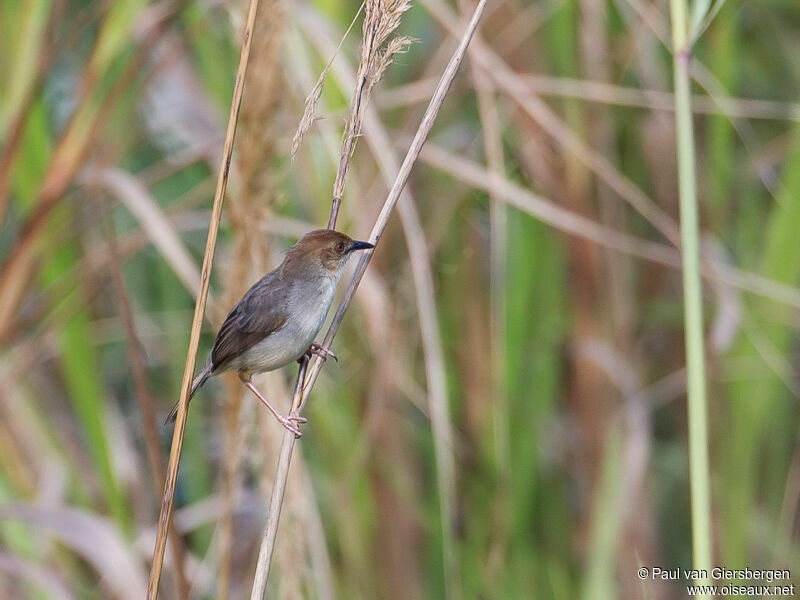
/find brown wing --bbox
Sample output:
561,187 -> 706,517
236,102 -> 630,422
210,270 -> 290,371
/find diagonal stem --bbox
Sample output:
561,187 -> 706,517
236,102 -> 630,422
248,1 -> 489,596
249,356 -> 309,598
300,0 -> 489,413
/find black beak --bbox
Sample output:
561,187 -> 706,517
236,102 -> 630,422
348,240 -> 375,253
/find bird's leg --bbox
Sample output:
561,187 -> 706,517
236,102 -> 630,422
238,373 -> 307,437
306,341 -> 337,362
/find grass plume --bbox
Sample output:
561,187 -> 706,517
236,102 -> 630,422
327,0 -> 417,228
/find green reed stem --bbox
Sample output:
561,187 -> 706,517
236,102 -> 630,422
670,0 -> 713,593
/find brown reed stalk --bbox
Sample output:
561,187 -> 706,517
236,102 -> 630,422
249,1 -> 489,596
146,0 -> 264,596
299,18 -> 461,592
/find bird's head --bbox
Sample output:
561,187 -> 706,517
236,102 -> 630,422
283,229 -> 374,278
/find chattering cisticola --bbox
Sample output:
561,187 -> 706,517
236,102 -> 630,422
166,229 -> 374,436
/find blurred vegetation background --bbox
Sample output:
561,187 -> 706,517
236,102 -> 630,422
1,0 -> 799,598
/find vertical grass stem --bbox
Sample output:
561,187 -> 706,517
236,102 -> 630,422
146,0 -> 263,595
670,0 -> 713,593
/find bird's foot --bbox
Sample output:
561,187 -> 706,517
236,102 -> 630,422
289,412 -> 308,424
307,342 -> 338,362
278,412 -> 307,438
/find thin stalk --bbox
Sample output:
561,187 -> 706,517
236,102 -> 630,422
249,357 -> 308,598
146,0 -> 263,596
299,17 -> 460,595
670,0 -> 713,592
248,2 -> 488,595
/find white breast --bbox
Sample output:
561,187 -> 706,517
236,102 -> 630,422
236,275 -> 337,374
288,275 -> 337,348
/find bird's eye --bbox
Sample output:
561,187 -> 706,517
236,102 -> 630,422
335,242 -> 346,253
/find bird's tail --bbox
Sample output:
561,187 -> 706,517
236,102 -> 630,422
164,360 -> 213,425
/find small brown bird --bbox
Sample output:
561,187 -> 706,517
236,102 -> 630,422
166,229 -> 374,435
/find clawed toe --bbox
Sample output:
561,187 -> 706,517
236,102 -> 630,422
308,342 -> 338,362
288,413 -> 308,424
279,417 -> 303,437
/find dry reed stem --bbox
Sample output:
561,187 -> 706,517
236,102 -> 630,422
146,0 -> 263,596
104,222 -> 190,599
248,2 -> 489,596
249,357 -> 308,598
295,11 -> 459,595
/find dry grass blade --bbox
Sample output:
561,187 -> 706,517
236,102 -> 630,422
0,504 -> 147,600
421,142 -> 681,265
328,0 -> 416,228
381,74 -> 800,122
420,142 -> 800,309
0,552 -> 73,600
146,0 -> 264,597
86,167 -> 201,296
249,2 -> 489,596
420,0 -> 682,247
521,75 -> 800,122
